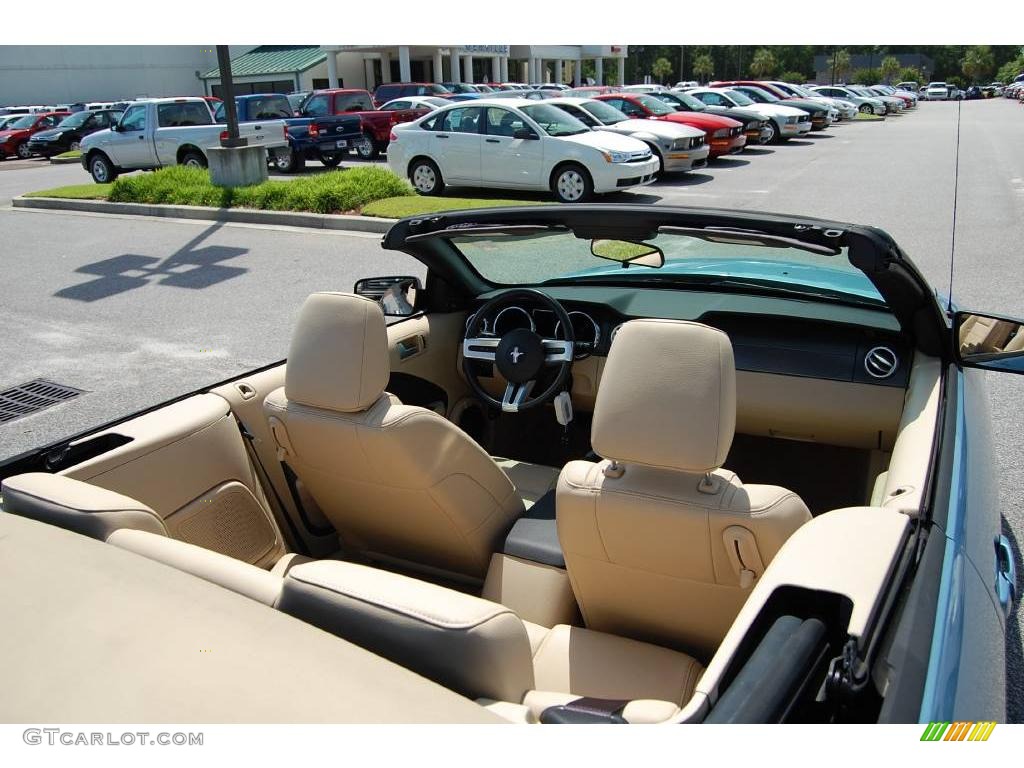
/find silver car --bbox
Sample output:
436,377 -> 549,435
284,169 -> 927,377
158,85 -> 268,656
809,85 -> 886,115
546,96 -> 710,173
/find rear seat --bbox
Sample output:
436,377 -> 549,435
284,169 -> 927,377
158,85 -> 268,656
0,473 -> 299,604
2,472 -> 703,722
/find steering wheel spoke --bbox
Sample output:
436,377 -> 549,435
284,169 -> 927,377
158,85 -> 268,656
461,288 -> 575,413
501,380 -> 535,413
463,336 -> 499,362
542,338 -> 574,364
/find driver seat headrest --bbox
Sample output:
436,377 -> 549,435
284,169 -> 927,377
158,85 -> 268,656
591,319 -> 736,473
285,292 -> 390,413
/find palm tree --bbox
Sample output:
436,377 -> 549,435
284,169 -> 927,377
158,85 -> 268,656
652,57 -> 673,85
693,53 -> 714,84
749,48 -> 778,79
880,56 -> 901,84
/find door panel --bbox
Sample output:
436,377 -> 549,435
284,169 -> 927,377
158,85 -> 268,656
58,393 -> 285,567
482,107 -> 544,187
386,312 -> 471,417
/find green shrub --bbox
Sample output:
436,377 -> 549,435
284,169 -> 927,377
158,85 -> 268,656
108,164 -> 413,213
778,71 -> 807,85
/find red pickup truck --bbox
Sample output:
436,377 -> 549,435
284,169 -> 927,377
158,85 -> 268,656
297,89 -> 397,160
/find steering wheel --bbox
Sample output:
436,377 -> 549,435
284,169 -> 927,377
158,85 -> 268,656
462,288 -> 575,413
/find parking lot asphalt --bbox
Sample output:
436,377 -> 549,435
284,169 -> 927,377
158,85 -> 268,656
2,99 -> 1022,718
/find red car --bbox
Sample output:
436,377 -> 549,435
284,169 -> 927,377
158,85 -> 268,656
595,93 -> 745,157
0,112 -> 70,160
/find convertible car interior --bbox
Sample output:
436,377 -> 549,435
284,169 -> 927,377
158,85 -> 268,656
0,206 -> 959,723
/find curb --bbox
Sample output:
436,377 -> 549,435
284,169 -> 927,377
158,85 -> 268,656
48,156 -> 82,165
11,196 -> 397,234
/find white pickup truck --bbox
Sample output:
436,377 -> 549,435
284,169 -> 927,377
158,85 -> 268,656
79,97 -> 288,183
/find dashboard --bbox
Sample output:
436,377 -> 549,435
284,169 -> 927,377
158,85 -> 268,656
466,287 -> 911,389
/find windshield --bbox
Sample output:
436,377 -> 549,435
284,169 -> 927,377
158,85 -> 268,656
790,85 -> 815,98
9,115 -> 38,129
57,112 -> 92,128
450,230 -> 885,306
739,86 -> 779,103
579,99 -> 629,124
520,104 -> 589,136
663,91 -> 706,111
632,94 -> 675,115
724,90 -> 755,106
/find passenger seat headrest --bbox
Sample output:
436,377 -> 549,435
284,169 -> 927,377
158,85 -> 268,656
285,292 -> 390,413
1,472 -> 168,541
592,319 -> 736,473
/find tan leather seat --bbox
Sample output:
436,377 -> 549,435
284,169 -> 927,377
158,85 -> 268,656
557,319 -> 811,658
264,293 -> 542,580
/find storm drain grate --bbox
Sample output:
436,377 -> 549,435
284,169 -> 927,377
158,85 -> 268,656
0,379 -> 85,424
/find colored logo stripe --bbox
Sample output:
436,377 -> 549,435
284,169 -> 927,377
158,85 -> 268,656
921,722 -> 996,741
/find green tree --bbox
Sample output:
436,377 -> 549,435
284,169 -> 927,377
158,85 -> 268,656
693,52 -> 714,83
851,67 -> 881,85
996,55 -> 1024,84
961,45 -> 995,84
897,66 -> 924,84
879,56 -> 901,84
832,49 -> 852,84
651,57 -> 673,84
749,48 -> 778,79
778,70 -> 806,84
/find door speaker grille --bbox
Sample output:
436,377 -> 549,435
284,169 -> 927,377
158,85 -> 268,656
0,379 -> 85,424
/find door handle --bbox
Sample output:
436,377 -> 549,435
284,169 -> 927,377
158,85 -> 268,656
486,138 -> 500,143
138,135 -> 145,140
995,535 -> 1017,616
436,134 -> 449,139
254,124 -> 262,130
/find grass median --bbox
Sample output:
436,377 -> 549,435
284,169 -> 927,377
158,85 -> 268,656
24,165 -> 554,218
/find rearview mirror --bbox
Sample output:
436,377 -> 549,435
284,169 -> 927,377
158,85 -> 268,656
955,311 -> 1024,373
354,276 -> 422,317
591,239 -> 665,268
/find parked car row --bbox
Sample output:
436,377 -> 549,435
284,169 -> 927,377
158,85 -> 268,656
384,79 -> 921,203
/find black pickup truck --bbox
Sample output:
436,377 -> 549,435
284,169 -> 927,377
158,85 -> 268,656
215,93 -> 363,173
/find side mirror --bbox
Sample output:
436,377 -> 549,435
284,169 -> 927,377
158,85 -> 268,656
109,123 -> 120,132
354,276 -> 422,317
955,311 -> 1024,373
513,127 -> 539,140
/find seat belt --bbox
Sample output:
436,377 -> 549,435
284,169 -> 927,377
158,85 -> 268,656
539,697 -> 629,724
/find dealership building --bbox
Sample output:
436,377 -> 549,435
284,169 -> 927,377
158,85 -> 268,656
0,44 -> 629,106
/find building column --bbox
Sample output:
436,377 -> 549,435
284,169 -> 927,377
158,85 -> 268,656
380,52 -> 392,83
450,51 -> 461,83
363,57 -> 376,90
491,56 -> 500,83
398,46 -> 411,83
463,55 -> 474,83
554,59 -> 563,84
500,56 -> 509,82
537,59 -> 545,83
433,49 -> 444,83
617,57 -> 625,87
595,58 -> 603,85
326,51 -> 339,89
575,58 -> 582,86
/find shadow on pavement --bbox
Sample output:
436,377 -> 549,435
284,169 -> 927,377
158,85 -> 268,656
55,222 -> 248,302
709,157 -> 750,169
741,147 -> 774,156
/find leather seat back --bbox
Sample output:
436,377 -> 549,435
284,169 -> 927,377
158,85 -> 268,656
265,293 -> 525,580
556,320 -> 811,658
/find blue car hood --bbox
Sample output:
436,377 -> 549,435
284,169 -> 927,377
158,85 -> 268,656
562,257 -> 883,302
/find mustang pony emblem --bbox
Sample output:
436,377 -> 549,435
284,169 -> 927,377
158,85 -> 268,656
510,347 -> 523,364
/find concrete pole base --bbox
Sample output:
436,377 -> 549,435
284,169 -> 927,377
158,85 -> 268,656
207,146 -> 268,188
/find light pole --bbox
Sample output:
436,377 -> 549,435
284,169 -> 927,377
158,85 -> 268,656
216,45 -> 246,149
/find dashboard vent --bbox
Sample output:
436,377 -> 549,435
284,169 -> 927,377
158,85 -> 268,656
864,346 -> 899,379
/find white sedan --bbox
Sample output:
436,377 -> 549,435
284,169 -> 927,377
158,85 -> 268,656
387,98 -> 659,203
